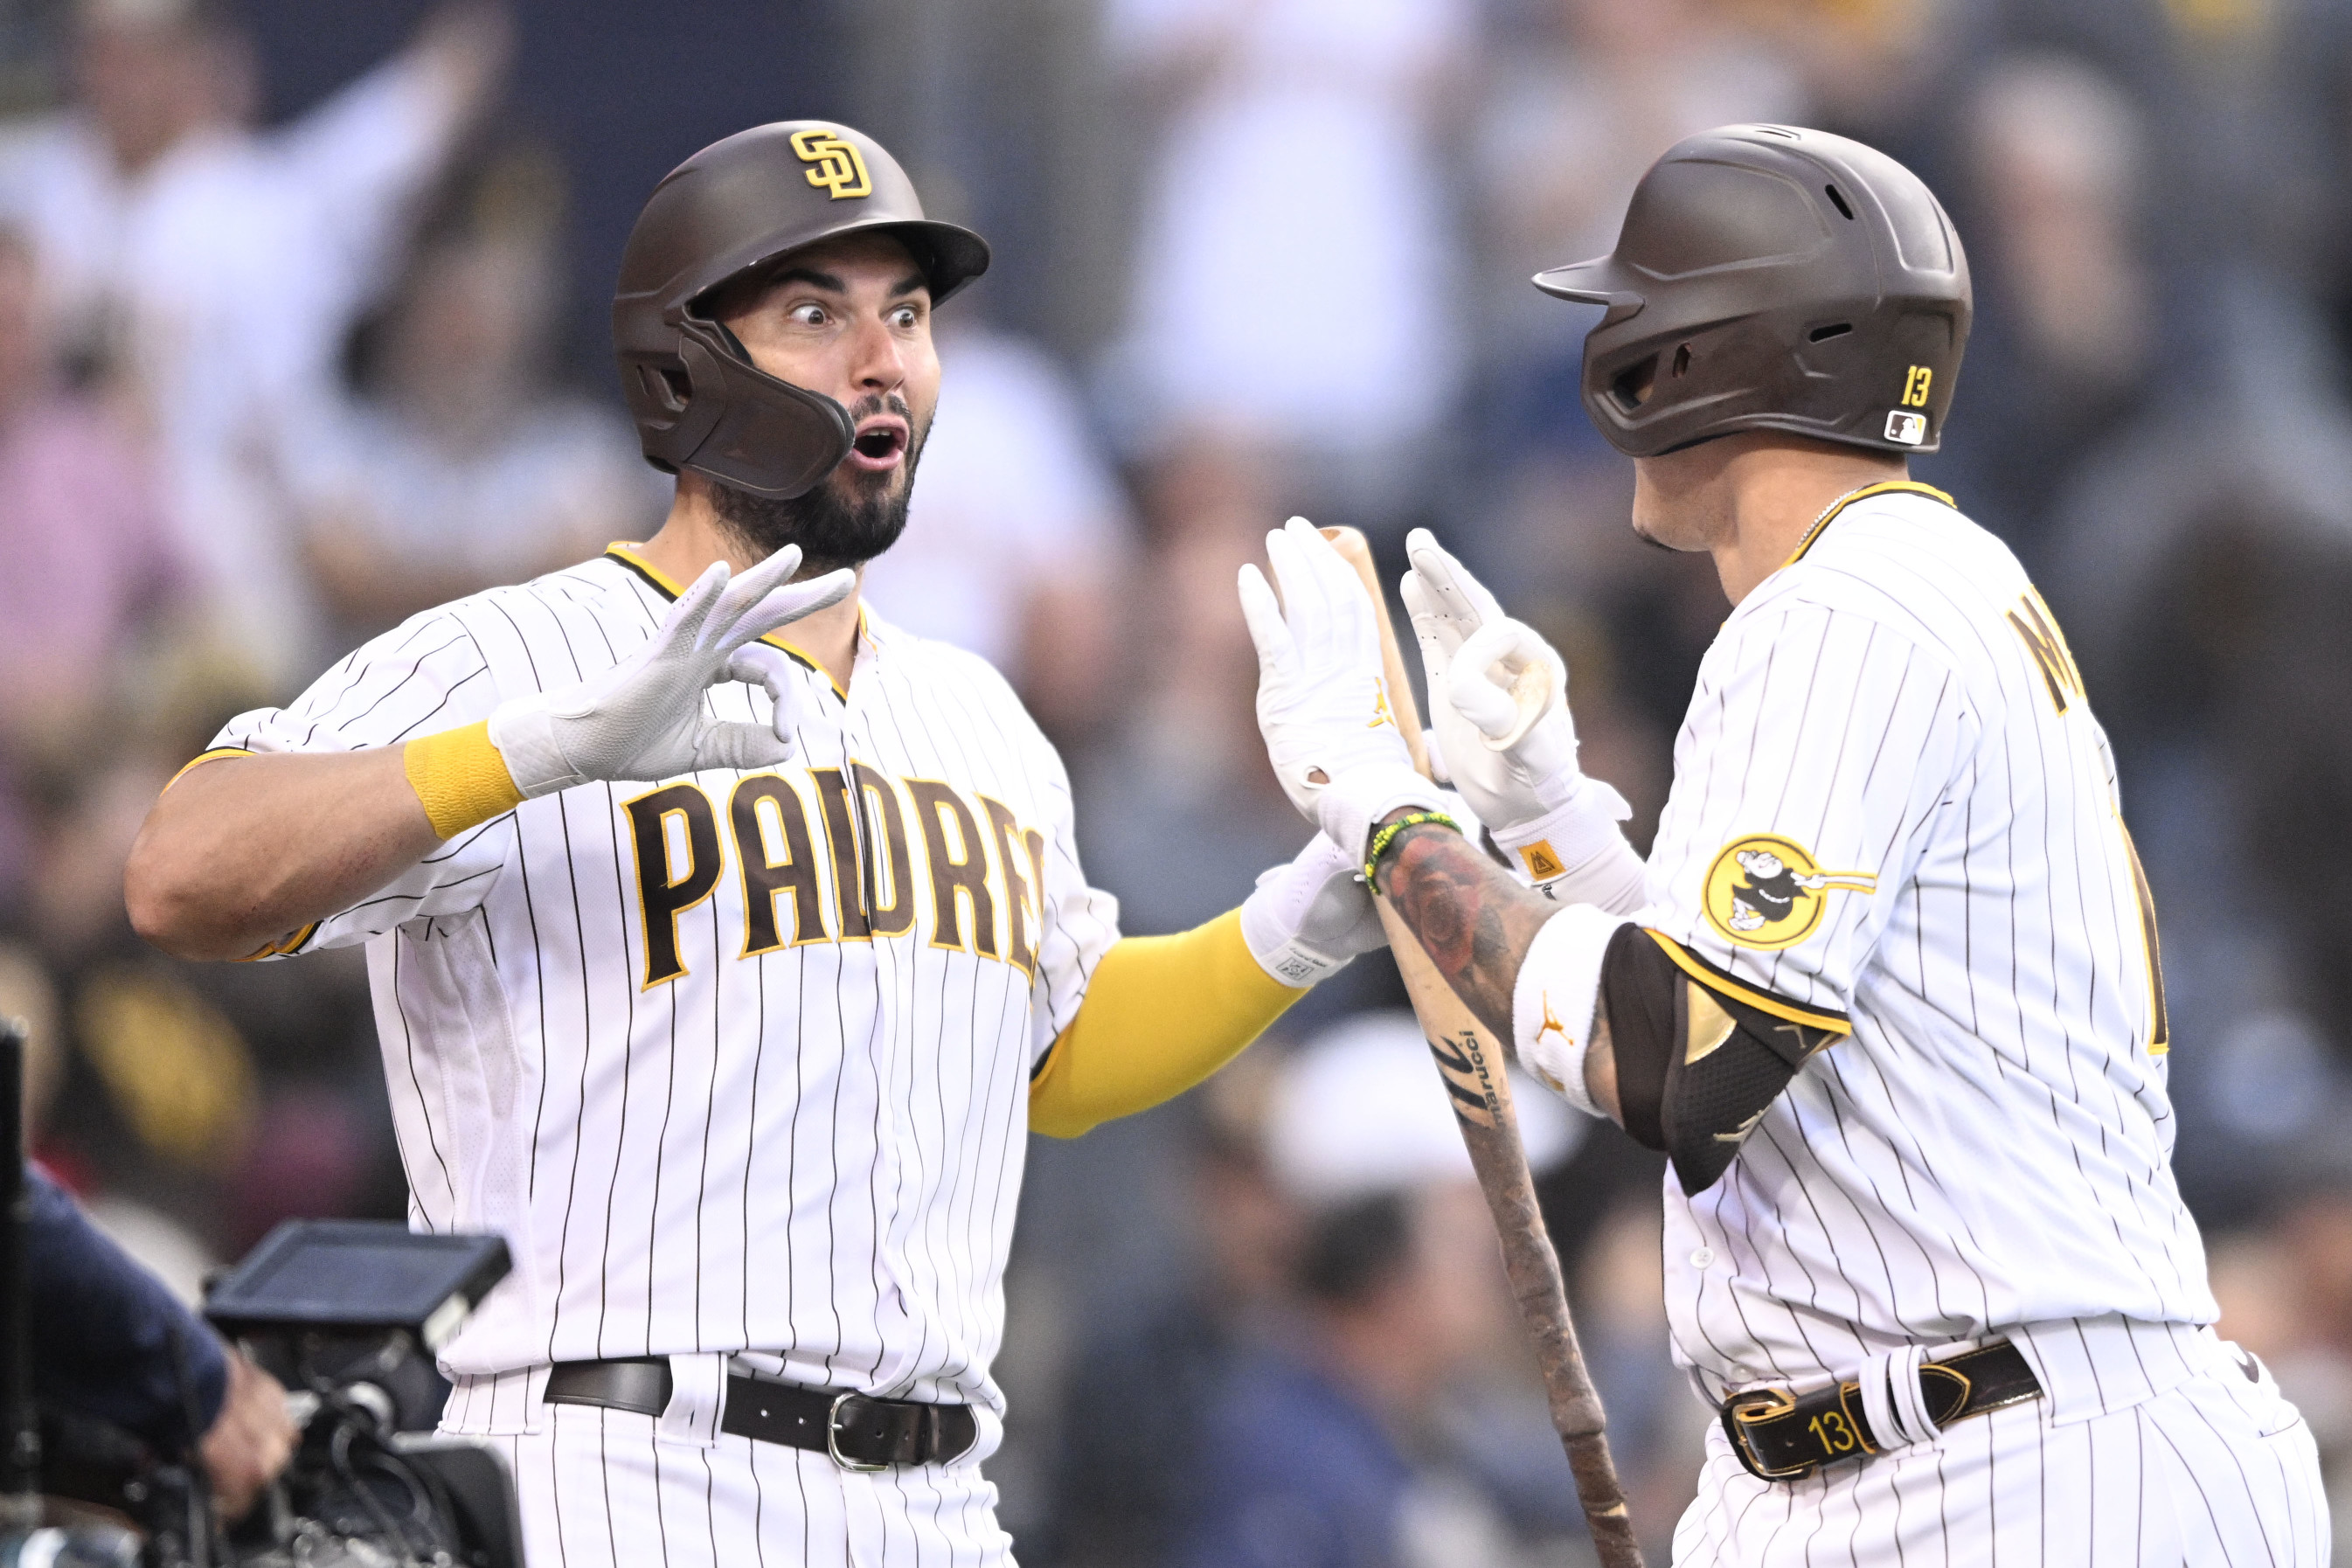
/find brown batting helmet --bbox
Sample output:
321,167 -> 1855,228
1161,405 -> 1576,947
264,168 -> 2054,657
613,121 -> 989,498
1536,125 -> 1969,458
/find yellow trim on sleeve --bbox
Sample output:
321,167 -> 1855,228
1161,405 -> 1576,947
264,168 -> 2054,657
1780,481 -> 1957,569
236,921 -> 321,962
1029,908 -> 1305,1139
603,545 -> 847,700
165,747 -> 253,791
403,720 -> 525,841
1643,929 -> 1853,1036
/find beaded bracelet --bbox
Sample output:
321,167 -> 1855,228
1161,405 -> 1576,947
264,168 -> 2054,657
1363,810 -> 1461,885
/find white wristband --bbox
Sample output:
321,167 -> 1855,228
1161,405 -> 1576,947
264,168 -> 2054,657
1489,776 -> 1633,885
1533,834 -> 1648,916
1511,903 -> 1631,1119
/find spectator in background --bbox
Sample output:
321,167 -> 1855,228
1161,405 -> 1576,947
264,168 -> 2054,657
1075,437 -> 1315,939
863,313 -> 1130,739
0,0 -> 509,691
1474,0 -> 1804,367
1917,53 -> 2157,568
2047,413 -> 2352,1214
291,150 -> 663,648
1027,1055 -> 1301,1568
2209,1181 -> 2352,1558
1568,1196 -> 1711,1562
1173,1015 -> 1581,1568
1033,448 -> 1415,1422
0,222 -> 285,1260
0,227 -> 183,911
1743,0 -> 1949,144
1452,0 -> 1793,831
0,940 -> 226,1302
1100,0 -> 1474,528
1016,441 -> 1325,1554
0,219 -> 385,1271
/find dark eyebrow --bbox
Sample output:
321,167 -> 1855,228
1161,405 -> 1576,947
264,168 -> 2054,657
765,267 -> 928,303
769,266 -> 848,294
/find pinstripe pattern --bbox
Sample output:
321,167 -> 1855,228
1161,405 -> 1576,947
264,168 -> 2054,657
1612,492 -> 2214,1402
208,555 -> 1119,1435
480,1404 -> 1013,1567
1673,1335 -> 2328,1565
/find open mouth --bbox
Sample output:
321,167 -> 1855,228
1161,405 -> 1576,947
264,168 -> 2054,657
846,416 -> 909,472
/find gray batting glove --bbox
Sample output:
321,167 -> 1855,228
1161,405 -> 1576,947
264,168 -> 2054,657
489,545 -> 855,795
1240,831 -> 1388,986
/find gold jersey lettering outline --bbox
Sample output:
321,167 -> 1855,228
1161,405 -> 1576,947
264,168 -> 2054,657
2006,588 -> 2083,715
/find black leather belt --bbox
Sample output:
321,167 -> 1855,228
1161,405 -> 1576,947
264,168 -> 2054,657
1720,1340 -> 2043,1481
544,1358 -> 978,1471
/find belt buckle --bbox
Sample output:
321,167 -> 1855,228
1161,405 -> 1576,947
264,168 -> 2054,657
827,1391 -> 891,1473
1722,1386 -> 1817,1482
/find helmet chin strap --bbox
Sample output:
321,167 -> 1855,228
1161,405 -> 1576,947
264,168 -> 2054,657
672,318 -> 857,500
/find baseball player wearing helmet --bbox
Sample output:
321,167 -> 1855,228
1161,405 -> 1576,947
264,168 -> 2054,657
126,121 -> 1384,1565
1240,126 -> 2328,1564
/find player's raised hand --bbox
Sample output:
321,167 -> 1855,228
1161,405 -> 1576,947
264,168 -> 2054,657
1238,517 -> 1441,857
489,545 -> 856,794
1402,529 -> 1581,822
1403,529 -> 1629,879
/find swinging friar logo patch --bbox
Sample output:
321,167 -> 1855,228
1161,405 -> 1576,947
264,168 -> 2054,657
1702,834 -> 1878,950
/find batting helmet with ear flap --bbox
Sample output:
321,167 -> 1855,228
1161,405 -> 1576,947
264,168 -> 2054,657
613,121 -> 989,499
1536,125 -> 1970,458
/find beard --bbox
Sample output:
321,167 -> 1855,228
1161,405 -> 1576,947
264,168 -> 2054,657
709,394 -> 929,576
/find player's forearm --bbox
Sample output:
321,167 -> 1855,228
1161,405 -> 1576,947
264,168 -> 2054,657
1373,819 -> 1560,1045
125,750 -> 442,961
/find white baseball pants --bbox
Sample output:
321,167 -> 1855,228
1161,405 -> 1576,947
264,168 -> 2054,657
1676,1337 -> 2328,1565
463,1398 -> 1014,1566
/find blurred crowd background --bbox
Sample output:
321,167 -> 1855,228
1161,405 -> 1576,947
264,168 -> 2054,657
3,0 -> 2351,1560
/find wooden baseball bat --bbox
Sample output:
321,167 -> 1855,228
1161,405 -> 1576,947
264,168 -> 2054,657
1321,527 -> 1645,1568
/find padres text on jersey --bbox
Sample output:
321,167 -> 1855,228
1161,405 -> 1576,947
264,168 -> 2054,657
205,545 -> 1120,1418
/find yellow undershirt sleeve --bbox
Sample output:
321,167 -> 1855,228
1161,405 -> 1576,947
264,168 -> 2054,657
1028,907 -> 1307,1139
402,720 -> 525,840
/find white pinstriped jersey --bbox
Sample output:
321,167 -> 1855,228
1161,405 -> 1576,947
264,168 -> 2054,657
207,546 -> 1119,1419
1622,484 -> 2215,1402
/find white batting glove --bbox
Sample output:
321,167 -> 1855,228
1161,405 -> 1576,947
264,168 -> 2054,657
1402,529 -> 1632,885
489,545 -> 855,795
1239,832 -> 1387,986
1238,517 -> 1444,860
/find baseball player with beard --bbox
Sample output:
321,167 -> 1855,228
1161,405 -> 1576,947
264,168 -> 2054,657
1239,127 -> 2328,1564
125,121 -> 1384,1565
